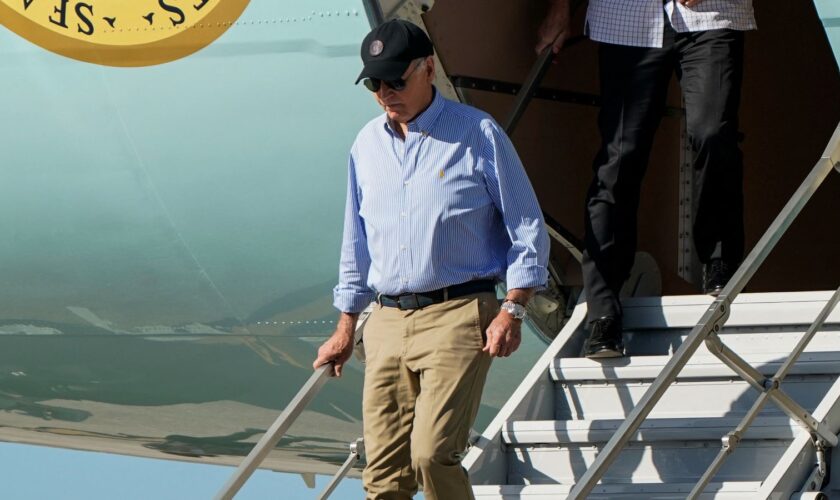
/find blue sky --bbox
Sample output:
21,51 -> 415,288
0,442 -> 370,499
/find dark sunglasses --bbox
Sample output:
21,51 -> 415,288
363,59 -> 424,92
363,77 -> 408,92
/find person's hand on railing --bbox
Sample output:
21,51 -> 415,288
313,312 -> 358,377
536,0 -> 571,55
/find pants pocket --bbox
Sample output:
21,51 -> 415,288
472,293 -> 499,348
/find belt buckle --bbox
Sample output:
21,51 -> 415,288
397,293 -> 420,310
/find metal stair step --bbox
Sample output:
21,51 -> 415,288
502,416 -> 798,445
619,292 -> 840,330
554,370 -> 834,420
551,351 -> 840,382
618,329 -> 840,357
506,441 -> 787,485
473,482 -> 762,499
608,292 -> 840,357
551,353 -> 839,420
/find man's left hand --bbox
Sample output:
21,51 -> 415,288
678,0 -> 704,7
483,311 -> 522,358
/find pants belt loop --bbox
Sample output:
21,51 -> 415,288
443,287 -> 449,302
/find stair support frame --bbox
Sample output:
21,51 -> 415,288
688,386 -> 773,499
796,438 -> 829,493
688,285 -> 840,498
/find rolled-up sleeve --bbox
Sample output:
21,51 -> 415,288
480,120 -> 549,290
332,151 -> 376,313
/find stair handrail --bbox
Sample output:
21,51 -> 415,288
215,306 -> 373,499
214,363 -> 333,500
568,121 -> 840,499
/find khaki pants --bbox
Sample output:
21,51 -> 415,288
362,292 -> 497,500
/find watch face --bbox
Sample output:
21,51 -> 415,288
503,301 -> 526,319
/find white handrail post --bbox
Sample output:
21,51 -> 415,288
316,438 -> 365,500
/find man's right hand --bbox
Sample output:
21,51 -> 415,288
536,0 -> 571,55
312,312 -> 358,377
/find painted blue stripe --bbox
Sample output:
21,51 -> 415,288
333,89 -> 549,312
823,17 -> 840,28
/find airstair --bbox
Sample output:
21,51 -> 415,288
464,122 -> 840,498
466,292 -> 840,499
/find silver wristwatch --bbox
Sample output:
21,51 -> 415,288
501,300 -> 527,320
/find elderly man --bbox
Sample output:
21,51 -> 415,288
538,0 -> 755,357
312,19 -> 548,500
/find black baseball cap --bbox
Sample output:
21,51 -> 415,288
355,19 -> 434,84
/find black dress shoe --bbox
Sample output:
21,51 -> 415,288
585,316 -> 624,358
703,259 -> 735,296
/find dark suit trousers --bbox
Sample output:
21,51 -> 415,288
582,21 -> 745,322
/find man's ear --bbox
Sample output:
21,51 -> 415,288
426,56 -> 436,83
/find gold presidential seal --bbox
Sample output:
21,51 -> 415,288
0,0 -> 250,66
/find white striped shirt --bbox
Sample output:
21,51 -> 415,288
333,90 -> 549,313
586,0 -> 757,48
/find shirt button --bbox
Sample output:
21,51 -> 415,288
404,180 -> 410,186
400,212 -> 406,217
400,245 -> 406,250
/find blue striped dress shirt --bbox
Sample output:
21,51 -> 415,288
333,90 -> 549,313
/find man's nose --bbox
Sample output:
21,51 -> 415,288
377,85 -> 394,99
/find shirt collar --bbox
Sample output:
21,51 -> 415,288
382,87 -> 445,136
411,87 -> 445,133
